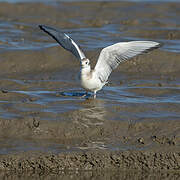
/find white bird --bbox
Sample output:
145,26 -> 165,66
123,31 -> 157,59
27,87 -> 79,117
39,25 -> 162,98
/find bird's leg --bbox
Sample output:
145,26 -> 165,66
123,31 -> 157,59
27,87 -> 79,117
93,91 -> 97,99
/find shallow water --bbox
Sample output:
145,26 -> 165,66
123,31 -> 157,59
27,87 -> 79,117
0,1 -> 180,53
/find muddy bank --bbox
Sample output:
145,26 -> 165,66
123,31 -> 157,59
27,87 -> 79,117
0,170 -> 179,180
0,115 -> 179,171
0,151 -> 179,171
0,115 -> 179,150
0,47 -> 180,78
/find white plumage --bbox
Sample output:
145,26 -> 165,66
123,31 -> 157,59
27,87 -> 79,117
39,25 -> 162,98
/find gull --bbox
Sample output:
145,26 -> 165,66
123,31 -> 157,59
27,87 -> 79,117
39,25 -> 161,98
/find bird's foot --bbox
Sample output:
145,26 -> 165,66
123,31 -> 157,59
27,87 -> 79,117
80,92 -> 89,99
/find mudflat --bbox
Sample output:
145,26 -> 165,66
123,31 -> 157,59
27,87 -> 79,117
0,1 -> 179,179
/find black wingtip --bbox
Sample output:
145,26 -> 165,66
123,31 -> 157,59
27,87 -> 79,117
38,24 -> 57,40
143,42 -> 163,54
39,24 -> 43,30
154,42 -> 163,49
39,25 -> 47,31
158,42 -> 163,48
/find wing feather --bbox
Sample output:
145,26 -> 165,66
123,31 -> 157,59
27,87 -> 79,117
39,25 -> 86,60
94,41 -> 162,82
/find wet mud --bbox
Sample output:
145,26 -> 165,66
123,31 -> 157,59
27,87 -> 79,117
0,0 -> 179,177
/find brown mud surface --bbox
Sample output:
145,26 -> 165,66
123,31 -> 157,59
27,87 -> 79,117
0,0 -> 179,178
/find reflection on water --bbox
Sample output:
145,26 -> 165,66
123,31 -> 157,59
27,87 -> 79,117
71,98 -> 106,127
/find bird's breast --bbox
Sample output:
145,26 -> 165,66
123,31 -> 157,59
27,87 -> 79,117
80,71 -> 101,91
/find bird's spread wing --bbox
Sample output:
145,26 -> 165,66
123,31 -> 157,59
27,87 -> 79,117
94,41 -> 161,82
39,25 -> 86,60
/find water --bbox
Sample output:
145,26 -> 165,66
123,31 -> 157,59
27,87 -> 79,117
0,1 -> 179,53
2,77 -> 180,122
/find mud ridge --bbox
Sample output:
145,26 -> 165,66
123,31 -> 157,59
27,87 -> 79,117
0,151 -> 179,171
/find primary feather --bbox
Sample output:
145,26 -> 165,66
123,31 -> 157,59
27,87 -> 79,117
39,25 -> 86,60
94,41 -> 161,83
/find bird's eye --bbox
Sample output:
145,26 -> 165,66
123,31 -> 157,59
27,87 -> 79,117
86,62 -> 88,64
